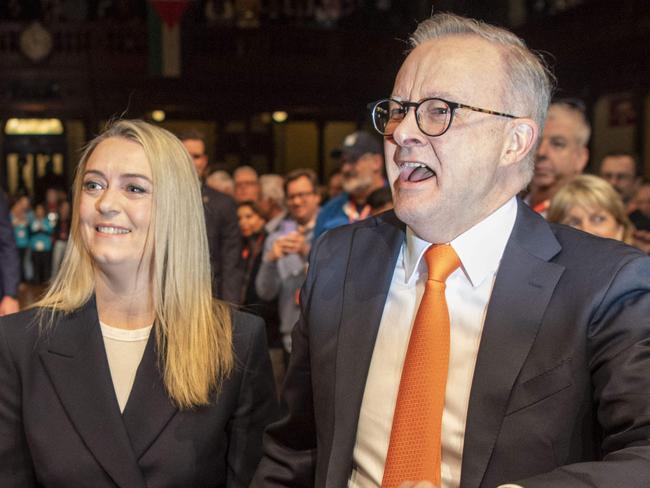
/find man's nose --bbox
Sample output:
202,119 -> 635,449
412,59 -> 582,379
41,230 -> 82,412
391,108 -> 426,147
535,139 -> 549,160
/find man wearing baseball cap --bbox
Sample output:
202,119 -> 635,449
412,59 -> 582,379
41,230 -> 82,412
314,131 -> 386,238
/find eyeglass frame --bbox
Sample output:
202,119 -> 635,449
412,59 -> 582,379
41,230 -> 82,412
368,97 -> 520,137
286,190 -> 318,202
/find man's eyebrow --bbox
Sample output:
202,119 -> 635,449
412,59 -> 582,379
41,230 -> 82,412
390,92 -> 457,102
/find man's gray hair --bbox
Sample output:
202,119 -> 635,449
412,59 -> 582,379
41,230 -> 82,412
259,174 -> 286,208
411,12 -> 555,150
548,102 -> 591,147
233,165 -> 259,180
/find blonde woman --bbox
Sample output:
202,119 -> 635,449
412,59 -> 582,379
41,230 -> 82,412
0,120 -> 277,487
548,174 -> 635,244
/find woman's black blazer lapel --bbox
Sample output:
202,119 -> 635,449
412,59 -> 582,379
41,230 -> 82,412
122,330 -> 178,460
38,299 -> 147,488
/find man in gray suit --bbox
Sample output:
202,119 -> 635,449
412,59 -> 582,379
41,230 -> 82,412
253,12 -> 650,488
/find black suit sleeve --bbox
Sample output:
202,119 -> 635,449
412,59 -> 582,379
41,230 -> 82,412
513,255 -> 650,487
0,317 -> 37,486
227,313 -> 279,487
204,189 -> 243,304
0,193 -> 20,298
217,195 -> 244,304
251,238 -> 322,487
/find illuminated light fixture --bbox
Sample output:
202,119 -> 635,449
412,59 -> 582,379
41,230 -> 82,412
272,111 -> 288,123
5,118 -> 64,135
151,110 -> 166,122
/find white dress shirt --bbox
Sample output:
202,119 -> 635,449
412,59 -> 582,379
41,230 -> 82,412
349,197 -> 518,488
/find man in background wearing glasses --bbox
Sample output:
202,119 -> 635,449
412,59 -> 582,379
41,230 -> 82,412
256,169 -> 321,354
599,151 -> 642,213
254,12 -> 650,488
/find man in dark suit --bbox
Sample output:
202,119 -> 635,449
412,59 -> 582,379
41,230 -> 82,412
179,130 -> 243,303
253,12 -> 650,488
0,191 -> 19,316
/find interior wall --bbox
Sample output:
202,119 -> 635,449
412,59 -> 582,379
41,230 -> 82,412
274,121 -> 319,176
592,92 -> 638,173
323,121 -> 358,178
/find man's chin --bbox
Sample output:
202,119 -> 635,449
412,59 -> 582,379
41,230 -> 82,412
531,174 -> 555,189
342,178 -> 372,196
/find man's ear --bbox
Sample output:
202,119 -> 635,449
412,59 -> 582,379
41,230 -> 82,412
575,146 -> 589,174
501,118 -> 538,167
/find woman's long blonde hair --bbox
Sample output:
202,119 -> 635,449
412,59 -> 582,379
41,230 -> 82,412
36,119 -> 233,408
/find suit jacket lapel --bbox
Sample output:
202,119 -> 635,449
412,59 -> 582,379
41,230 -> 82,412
460,202 -> 565,488
122,329 -> 178,459
39,298 -> 147,488
326,212 -> 404,486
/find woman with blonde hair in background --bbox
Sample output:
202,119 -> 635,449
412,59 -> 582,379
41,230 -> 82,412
0,120 -> 277,487
548,174 -> 635,244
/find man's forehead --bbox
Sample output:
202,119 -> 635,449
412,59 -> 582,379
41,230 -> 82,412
393,35 -> 504,99
182,138 -> 205,153
235,170 -> 257,181
288,176 -> 314,192
545,106 -> 583,132
542,111 -> 582,140
602,156 -> 635,171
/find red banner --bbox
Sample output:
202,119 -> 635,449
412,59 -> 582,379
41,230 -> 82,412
150,0 -> 190,28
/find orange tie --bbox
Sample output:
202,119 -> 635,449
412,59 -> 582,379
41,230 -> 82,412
382,244 -> 461,488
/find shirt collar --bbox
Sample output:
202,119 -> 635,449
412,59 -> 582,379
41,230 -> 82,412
404,197 -> 518,287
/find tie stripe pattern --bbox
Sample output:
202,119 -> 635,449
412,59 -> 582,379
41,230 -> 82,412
382,244 -> 461,487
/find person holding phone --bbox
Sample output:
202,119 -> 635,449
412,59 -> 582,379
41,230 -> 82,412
255,169 -> 320,354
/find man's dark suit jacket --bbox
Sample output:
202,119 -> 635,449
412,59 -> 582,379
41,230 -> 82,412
253,201 -> 650,487
203,186 -> 244,304
0,192 -> 19,300
0,299 -> 277,487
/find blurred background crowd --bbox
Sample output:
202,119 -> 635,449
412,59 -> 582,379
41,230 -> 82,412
0,0 -> 649,390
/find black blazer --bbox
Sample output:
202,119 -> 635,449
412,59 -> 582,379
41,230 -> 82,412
0,191 -> 19,299
253,201 -> 650,487
203,186 -> 244,304
0,299 -> 277,487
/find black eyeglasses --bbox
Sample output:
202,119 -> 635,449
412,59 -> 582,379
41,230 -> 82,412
369,98 -> 520,137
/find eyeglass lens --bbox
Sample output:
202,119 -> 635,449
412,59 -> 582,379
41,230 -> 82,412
373,99 -> 452,136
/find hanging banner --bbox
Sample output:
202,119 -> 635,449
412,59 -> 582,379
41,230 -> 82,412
147,0 -> 190,78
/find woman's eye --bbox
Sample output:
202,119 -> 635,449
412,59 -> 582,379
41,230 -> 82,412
591,214 -> 606,224
126,184 -> 146,194
83,181 -> 102,191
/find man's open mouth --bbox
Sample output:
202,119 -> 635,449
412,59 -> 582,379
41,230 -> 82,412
399,162 -> 436,183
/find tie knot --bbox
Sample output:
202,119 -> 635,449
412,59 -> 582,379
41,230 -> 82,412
424,244 -> 460,283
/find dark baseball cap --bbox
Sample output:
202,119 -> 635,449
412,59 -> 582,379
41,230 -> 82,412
331,131 -> 383,161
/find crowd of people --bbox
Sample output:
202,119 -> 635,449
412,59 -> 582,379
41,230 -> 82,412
0,10 -> 649,488
522,99 -> 650,253
7,189 -> 71,286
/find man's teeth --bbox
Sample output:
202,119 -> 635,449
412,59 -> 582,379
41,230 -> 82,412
398,161 -> 436,182
400,161 -> 426,168
96,226 -> 130,234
